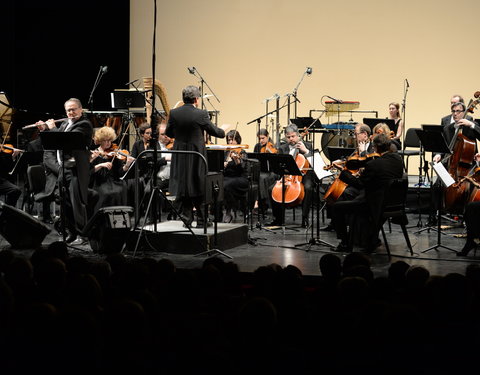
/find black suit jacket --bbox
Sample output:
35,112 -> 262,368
166,104 -> 225,197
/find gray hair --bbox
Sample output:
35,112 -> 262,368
182,85 -> 201,104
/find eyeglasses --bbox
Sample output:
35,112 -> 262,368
451,110 -> 464,113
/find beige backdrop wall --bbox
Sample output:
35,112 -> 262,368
131,0 -> 480,174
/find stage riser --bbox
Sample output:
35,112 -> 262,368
125,223 -> 249,254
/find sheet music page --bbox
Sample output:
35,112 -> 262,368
432,162 -> 455,187
307,152 -> 333,180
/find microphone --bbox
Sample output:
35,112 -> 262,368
101,66 -> 108,73
125,79 -> 139,86
326,95 -> 343,103
187,67 -> 196,74
306,67 -> 312,75
405,79 -> 410,88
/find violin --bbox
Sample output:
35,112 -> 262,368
0,144 -> 15,154
95,144 -> 131,161
165,139 -> 174,149
260,141 -> 278,153
345,152 -> 381,170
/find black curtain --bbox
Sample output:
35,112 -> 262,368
2,0 -> 130,139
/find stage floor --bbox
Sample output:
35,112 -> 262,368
2,206 -> 478,279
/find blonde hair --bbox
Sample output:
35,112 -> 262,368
94,126 -> 117,144
373,122 -> 391,135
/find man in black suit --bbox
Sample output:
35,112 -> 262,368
37,98 -> 95,245
268,124 -> 314,227
166,85 -> 229,228
331,133 -> 404,253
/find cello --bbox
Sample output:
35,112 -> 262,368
271,135 -> 310,207
444,91 -> 480,214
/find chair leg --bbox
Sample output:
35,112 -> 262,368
401,224 -> 414,255
381,226 -> 391,257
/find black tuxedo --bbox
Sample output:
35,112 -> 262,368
43,116 -> 93,234
166,103 -> 225,225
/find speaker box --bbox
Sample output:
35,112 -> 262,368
0,202 -> 51,248
82,206 -> 134,254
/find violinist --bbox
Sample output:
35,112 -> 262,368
253,128 -> 278,216
156,123 -> 173,192
321,123 -> 373,232
268,124 -> 314,228
372,122 -> 401,151
90,126 -> 129,212
222,130 -> 249,223
0,144 -> 22,208
331,133 -> 404,253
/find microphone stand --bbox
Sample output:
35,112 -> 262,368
189,68 -> 220,110
291,68 -> 310,119
87,66 -> 107,112
401,79 -> 409,150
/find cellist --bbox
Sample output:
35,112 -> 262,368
433,101 -> 480,164
267,124 -> 313,228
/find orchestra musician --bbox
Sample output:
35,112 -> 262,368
321,123 -> 374,232
222,130 -> 249,223
253,128 -> 278,216
331,133 -> 404,253
90,126 -> 130,212
267,124 -> 313,228
36,98 -> 95,245
372,122 -> 401,151
388,102 -> 404,145
0,147 -> 22,208
165,85 -> 230,228
156,122 -> 173,192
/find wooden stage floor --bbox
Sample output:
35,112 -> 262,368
3,207 -> 478,279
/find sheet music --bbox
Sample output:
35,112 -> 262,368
307,152 -> 333,180
432,162 -> 455,187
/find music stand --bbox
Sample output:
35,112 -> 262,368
327,146 -> 356,163
247,152 -> 278,234
414,129 -> 457,253
267,153 -> 303,234
40,131 -> 85,244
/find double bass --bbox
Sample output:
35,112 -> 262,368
444,91 -> 480,214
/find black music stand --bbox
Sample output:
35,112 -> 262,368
247,152 -> 278,234
40,131 -> 85,245
268,153 -> 303,234
327,146 -> 356,163
415,129 -> 457,254
111,90 -> 146,109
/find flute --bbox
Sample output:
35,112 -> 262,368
22,117 -> 68,130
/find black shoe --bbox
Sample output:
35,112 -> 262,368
457,240 -> 477,257
266,219 -> 282,227
321,224 -> 335,232
70,236 -> 89,246
66,233 -> 77,243
196,221 -> 213,228
334,241 -> 352,253
301,217 -> 310,228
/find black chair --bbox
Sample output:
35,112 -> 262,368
242,158 -> 260,225
379,176 -> 414,257
397,128 -> 421,173
24,164 -> 47,214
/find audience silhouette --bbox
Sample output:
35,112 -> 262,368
0,248 -> 479,374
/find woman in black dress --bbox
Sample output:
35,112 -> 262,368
89,126 -> 129,212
